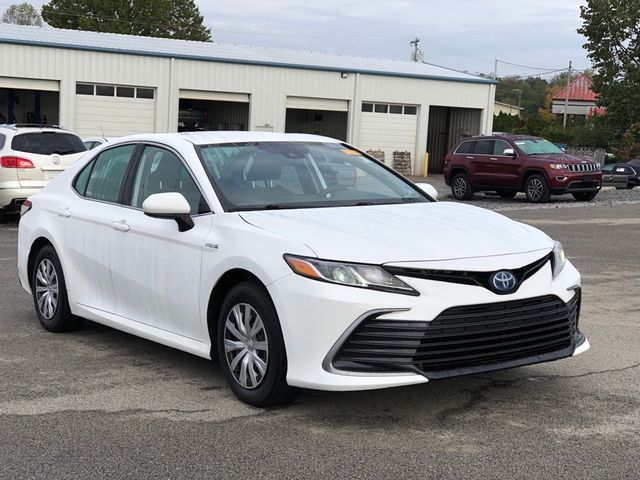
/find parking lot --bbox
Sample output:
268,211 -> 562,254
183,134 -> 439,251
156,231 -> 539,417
1,196 -> 639,479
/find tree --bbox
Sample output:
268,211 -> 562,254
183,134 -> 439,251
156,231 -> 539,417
1,2 -> 44,26
579,0 -> 640,134
41,0 -> 211,42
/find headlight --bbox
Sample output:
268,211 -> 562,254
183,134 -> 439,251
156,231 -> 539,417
549,163 -> 568,170
284,255 -> 419,296
551,241 -> 566,278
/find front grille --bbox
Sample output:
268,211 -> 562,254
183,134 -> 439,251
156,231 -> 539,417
567,163 -> 599,173
332,293 -> 580,376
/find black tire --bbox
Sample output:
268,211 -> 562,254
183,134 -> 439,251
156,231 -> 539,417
497,189 -> 518,199
217,281 -> 299,407
524,174 -> 551,203
572,191 -> 598,201
31,245 -> 83,332
451,172 -> 474,200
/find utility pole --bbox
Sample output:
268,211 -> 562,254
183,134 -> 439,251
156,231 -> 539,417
563,60 -> 572,129
410,37 -> 422,62
512,89 -> 523,115
493,59 -> 499,80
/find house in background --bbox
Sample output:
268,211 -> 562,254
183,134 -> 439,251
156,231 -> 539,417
551,74 -> 603,119
494,101 -> 523,116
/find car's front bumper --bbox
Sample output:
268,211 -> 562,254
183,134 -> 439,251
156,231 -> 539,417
269,257 -> 588,391
549,172 -> 602,194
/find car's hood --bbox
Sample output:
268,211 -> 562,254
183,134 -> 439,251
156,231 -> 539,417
239,202 -> 553,264
530,153 -> 596,164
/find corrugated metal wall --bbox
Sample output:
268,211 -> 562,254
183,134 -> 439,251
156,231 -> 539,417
427,107 -> 482,172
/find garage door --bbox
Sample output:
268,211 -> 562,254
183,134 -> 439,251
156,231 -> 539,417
286,96 -> 348,112
359,103 -> 418,166
74,83 -> 156,137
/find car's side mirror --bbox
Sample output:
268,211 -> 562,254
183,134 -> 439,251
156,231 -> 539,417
415,182 -> 438,200
142,192 -> 194,232
503,148 -> 516,157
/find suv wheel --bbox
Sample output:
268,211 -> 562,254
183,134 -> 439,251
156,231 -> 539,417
497,189 -> 518,199
524,174 -> 551,203
217,281 -> 299,407
451,173 -> 474,200
572,191 -> 598,201
31,245 -> 83,332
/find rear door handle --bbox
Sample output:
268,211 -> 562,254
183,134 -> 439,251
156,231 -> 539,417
466,156 -> 474,160
490,157 -> 498,161
111,221 -> 130,232
56,208 -> 71,218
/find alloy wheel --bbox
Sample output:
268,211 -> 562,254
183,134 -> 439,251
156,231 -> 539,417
223,303 -> 269,389
453,177 -> 467,197
527,178 -> 544,200
35,259 -> 59,320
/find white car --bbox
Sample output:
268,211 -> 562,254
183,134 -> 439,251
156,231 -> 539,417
0,124 -> 86,220
82,136 -> 115,150
17,132 -> 589,406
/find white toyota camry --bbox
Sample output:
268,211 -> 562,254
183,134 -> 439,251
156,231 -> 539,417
18,132 -> 589,406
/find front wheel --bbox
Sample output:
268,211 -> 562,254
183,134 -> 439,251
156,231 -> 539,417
572,191 -> 599,201
524,174 -> 551,203
217,281 -> 299,407
31,245 -> 83,332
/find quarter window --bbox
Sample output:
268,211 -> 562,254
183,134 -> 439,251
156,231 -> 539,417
456,141 -> 475,154
85,144 -> 136,203
129,146 -> 209,215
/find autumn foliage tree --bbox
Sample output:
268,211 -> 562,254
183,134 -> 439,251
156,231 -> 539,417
41,0 -> 211,41
579,0 -> 640,135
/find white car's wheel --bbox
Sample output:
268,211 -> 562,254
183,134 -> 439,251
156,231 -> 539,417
31,245 -> 83,332
217,281 -> 299,407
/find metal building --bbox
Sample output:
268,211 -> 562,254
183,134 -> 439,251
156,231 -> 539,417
0,24 -> 496,175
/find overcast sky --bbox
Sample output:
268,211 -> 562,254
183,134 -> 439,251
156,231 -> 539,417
1,0 -> 591,77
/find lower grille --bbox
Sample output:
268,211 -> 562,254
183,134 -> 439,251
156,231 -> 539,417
332,292 -> 580,376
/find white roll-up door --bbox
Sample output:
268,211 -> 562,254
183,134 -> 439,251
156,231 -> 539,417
0,76 -> 59,91
74,85 -> 156,137
358,104 -> 418,166
286,96 -> 348,112
180,90 -> 249,103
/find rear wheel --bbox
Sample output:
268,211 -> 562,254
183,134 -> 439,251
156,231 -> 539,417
572,191 -> 598,201
217,281 -> 299,407
451,173 -> 474,200
497,189 -> 518,199
524,174 -> 551,203
31,245 -> 83,332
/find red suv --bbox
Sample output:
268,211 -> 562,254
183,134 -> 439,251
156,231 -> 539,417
443,135 -> 602,203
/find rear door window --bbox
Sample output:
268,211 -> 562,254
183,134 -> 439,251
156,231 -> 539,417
455,141 -> 474,154
11,132 -> 87,156
474,140 -> 494,155
85,144 -> 137,203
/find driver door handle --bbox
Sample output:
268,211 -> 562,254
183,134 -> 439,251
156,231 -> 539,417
111,221 -> 130,232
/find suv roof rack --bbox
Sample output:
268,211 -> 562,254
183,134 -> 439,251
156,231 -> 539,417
0,123 -> 65,130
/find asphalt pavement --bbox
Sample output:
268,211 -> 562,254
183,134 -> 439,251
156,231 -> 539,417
0,201 -> 639,479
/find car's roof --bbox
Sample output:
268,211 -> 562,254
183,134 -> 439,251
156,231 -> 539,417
119,131 -> 343,146
468,134 -> 542,142
0,125 -> 73,135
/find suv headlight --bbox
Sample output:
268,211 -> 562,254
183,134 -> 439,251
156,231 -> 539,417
551,241 -> 566,279
284,254 -> 419,296
549,163 -> 568,170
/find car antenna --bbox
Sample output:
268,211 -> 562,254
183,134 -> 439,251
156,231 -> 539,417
100,126 -> 105,137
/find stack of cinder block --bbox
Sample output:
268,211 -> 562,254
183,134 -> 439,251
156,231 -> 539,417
392,151 -> 412,176
367,149 -> 385,164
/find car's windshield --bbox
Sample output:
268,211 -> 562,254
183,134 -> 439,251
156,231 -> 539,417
196,141 -> 428,211
514,139 -> 564,155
